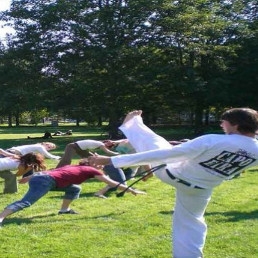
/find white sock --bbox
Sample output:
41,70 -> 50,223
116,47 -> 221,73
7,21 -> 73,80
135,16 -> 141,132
59,208 -> 70,212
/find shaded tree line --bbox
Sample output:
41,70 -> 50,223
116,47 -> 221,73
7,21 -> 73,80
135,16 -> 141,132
0,0 -> 257,134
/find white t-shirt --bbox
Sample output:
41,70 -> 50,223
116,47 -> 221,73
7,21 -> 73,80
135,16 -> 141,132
9,144 -> 60,160
76,140 -> 104,150
0,157 -> 19,171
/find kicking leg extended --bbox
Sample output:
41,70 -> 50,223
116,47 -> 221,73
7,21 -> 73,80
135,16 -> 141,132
119,110 -> 172,153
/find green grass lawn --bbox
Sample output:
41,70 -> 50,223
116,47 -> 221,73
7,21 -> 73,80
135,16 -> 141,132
0,126 -> 257,258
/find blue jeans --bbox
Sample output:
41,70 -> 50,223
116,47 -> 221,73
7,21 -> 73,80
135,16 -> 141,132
6,174 -> 81,212
103,165 -> 135,188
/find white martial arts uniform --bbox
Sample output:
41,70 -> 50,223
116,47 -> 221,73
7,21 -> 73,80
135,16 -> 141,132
111,116 -> 258,258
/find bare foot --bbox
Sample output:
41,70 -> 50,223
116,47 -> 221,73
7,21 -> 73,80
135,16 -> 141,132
122,110 -> 143,125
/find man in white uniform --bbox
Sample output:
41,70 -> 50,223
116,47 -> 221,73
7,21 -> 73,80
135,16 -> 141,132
89,108 -> 258,258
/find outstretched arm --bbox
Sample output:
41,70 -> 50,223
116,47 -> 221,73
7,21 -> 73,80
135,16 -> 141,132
89,155 -> 112,166
99,146 -> 119,156
0,148 -> 19,158
94,174 -> 146,196
18,175 -> 33,183
37,146 -> 61,160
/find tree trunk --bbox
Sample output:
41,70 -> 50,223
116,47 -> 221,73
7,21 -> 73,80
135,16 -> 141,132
108,108 -> 121,139
15,113 -> 20,126
8,114 -> 12,127
194,105 -> 204,136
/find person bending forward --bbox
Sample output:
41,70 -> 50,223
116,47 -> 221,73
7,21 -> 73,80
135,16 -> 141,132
0,159 -> 145,227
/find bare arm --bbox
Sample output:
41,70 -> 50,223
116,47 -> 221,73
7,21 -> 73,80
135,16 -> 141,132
16,164 -> 34,177
88,155 -> 112,166
0,148 -> 19,158
99,146 -> 120,156
37,146 -> 61,160
18,175 -> 33,184
94,175 -> 146,196
111,139 -> 128,144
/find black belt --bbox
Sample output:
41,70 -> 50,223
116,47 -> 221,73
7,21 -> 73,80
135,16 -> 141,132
166,169 -> 204,189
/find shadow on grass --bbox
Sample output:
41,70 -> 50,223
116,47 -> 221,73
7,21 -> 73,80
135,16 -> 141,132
4,217 -> 34,226
206,209 -> 258,222
45,188 -> 141,200
248,168 -> 258,172
3,213 -> 57,226
46,191 -> 98,200
3,211 -> 126,227
144,209 -> 257,221
159,210 -> 174,215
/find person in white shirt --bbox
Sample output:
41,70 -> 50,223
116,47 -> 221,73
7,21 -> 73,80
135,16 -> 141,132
0,142 -> 58,194
0,153 -> 46,193
88,108 -> 258,258
6,142 -> 60,160
56,139 -> 119,168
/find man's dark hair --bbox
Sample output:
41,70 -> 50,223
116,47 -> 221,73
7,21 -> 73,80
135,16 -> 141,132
221,108 -> 258,134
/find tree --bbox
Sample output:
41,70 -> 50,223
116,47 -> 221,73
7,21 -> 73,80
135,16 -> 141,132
0,0 -> 257,130
146,0 -> 257,131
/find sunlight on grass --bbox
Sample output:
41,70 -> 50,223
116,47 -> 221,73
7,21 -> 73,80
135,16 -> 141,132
0,127 -> 257,258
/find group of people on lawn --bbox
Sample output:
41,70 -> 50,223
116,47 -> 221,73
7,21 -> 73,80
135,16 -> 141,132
0,131 -> 147,219
1,107 -> 258,258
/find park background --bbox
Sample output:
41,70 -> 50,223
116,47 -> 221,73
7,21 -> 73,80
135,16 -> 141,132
0,0 -> 257,135
0,1 -> 257,258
